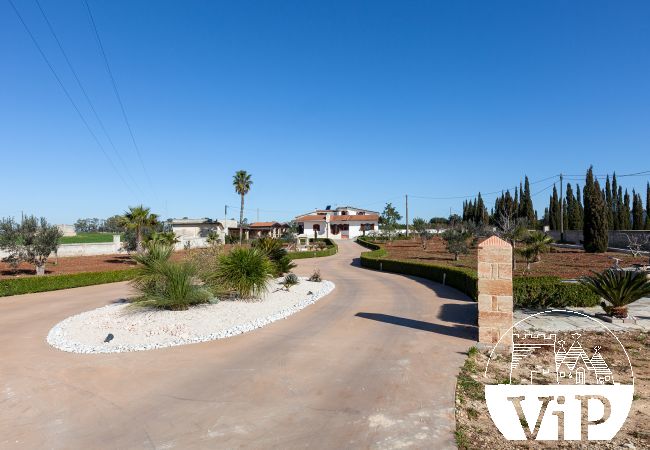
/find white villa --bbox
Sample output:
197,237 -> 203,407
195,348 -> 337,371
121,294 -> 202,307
296,206 -> 379,240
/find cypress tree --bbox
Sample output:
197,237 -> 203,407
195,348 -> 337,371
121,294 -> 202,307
646,183 -> 650,230
605,175 -> 613,229
583,167 -> 608,252
622,189 -> 632,229
611,174 -> 619,229
632,191 -> 644,230
514,187 -> 519,217
549,185 -> 560,230
566,183 -> 578,230
576,184 -> 584,230
522,176 -> 535,225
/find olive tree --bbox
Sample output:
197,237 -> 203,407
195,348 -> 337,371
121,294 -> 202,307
411,217 -> 431,249
0,216 -> 62,275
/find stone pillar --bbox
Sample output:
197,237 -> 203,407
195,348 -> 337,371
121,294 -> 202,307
477,236 -> 513,346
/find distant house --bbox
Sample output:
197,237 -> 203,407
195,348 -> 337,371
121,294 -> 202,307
249,222 -> 289,239
295,206 -> 379,240
171,218 -> 225,247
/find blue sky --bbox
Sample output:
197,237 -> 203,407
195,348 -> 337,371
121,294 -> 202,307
1,1 -> 649,224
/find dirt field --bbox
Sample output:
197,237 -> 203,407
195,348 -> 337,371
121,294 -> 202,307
455,331 -> 650,449
0,250 -> 194,279
379,237 -> 647,278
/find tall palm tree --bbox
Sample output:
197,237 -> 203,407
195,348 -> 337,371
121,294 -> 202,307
233,170 -> 252,244
120,205 -> 159,252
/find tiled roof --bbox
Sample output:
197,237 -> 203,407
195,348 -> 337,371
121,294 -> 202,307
296,215 -> 326,221
330,214 -> 379,222
250,221 -> 280,228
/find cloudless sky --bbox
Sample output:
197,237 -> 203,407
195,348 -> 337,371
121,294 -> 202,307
1,0 -> 649,224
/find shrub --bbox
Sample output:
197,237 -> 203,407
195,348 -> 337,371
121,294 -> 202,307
281,273 -> 300,291
358,238 -> 478,300
0,269 -> 138,297
131,260 -> 212,310
514,277 -> 600,308
308,268 -> 322,282
579,269 -> 650,317
252,238 -> 296,275
214,247 -> 274,299
287,238 -> 337,259
441,228 -> 472,261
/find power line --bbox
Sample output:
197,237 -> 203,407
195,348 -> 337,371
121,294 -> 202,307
409,174 -> 560,201
7,0 -> 135,196
83,0 -> 155,195
34,0 -> 143,196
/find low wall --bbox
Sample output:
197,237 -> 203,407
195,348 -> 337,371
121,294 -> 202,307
548,229 -> 650,249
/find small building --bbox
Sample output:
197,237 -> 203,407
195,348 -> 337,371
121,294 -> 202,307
249,222 -> 289,239
295,206 -> 379,240
171,218 -> 225,247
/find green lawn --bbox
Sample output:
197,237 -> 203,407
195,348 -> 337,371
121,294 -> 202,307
60,233 -> 120,244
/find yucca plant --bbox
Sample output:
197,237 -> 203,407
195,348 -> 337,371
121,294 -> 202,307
252,238 -> 295,275
130,260 -> 212,310
214,247 -> 274,299
281,273 -> 300,291
580,269 -> 650,318
131,241 -> 174,291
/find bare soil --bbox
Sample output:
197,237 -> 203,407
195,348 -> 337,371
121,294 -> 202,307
455,331 -> 650,449
380,237 -> 647,278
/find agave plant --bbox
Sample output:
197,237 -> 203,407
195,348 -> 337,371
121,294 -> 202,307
281,273 -> 300,291
214,247 -> 274,299
580,269 -> 650,318
308,268 -> 322,282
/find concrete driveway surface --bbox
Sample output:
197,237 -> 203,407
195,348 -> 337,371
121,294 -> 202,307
0,240 -> 477,449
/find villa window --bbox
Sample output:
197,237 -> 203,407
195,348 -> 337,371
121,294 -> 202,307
313,224 -> 320,232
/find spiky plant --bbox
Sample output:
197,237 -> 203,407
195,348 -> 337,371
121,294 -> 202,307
580,269 -> 650,318
130,260 -> 212,310
281,273 -> 300,291
517,231 -> 554,270
214,247 -> 273,299
252,238 -> 295,275
131,241 -> 174,291
308,268 -> 322,282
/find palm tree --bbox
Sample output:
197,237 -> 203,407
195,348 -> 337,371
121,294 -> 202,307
517,231 -> 554,270
233,170 -> 252,244
119,205 -> 159,253
580,269 -> 650,318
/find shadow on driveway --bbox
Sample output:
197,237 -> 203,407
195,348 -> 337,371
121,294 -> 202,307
355,312 -> 477,340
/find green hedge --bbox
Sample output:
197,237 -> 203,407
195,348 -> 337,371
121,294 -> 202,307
356,237 -> 599,308
357,237 -> 478,300
0,269 -> 138,297
287,238 -> 338,259
513,277 -> 599,308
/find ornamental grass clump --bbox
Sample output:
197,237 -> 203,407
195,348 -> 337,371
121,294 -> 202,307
130,242 -> 211,310
580,269 -> 650,318
252,237 -> 296,276
214,247 -> 274,299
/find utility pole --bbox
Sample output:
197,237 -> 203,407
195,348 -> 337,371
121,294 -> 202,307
405,194 -> 409,238
560,174 -> 564,242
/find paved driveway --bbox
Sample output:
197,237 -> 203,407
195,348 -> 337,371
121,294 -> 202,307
0,240 -> 476,449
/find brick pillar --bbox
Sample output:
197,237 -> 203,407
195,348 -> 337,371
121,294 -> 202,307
477,236 -> 513,346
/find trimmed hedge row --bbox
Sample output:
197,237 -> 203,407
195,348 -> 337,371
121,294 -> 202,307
358,238 -> 478,300
0,269 -> 138,297
287,238 -> 338,260
513,277 -> 599,308
356,238 -> 599,308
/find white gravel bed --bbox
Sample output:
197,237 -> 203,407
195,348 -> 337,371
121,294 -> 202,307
47,278 -> 334,354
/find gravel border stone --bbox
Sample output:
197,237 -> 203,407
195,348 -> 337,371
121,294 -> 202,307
47,278 -> 334,354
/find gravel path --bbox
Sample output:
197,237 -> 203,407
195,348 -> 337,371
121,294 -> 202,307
47,277 -> 334,353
